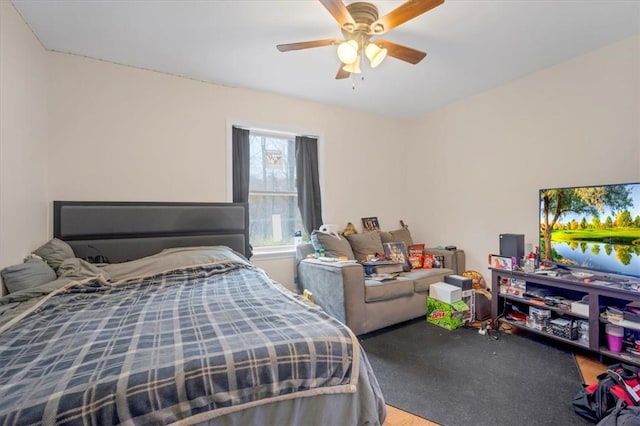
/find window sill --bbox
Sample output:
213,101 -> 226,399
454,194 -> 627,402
251,247 -> 296,261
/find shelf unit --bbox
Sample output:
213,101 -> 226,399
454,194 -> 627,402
491,267 -> 640,366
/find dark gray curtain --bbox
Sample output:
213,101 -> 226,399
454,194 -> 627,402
296,136 -> 323,235
232,126 -> 250,203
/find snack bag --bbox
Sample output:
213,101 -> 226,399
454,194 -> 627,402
408,244 -> 425,269
409,254 -> 423,269
422,254 -> 435,269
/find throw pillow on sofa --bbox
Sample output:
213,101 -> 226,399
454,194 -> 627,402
310,230 -> 355,259
346,231 -> 385,262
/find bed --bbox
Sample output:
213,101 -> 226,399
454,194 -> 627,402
0,202 -> 386,425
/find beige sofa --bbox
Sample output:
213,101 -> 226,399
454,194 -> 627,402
295,229 -> 465,335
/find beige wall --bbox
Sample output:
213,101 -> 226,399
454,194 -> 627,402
47,53 -> 406,222
46,51 -> 406,290
1,0 -> 638,292
405,35 -> 640,278
0,1 -> 49,272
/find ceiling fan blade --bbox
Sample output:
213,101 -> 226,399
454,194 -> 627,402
277,39 -> 341,52
376,39 -> 427,64
371,0 -> 444,34
319,0 -> 355,31
335,65 -> 350,79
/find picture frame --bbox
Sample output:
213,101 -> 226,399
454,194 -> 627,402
383,241 -> 411,271
361,216 -> 380,232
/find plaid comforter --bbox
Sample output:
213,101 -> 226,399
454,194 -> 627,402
0,262 -> 358,425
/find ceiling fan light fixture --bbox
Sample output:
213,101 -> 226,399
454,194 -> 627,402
337,40 -> 358,64
277,0 -> 441,81
342,56 -> 362,74
365,42 -> 387,68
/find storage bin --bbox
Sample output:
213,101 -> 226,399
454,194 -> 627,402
605,324 -> 624,353
429,282 -> 461,304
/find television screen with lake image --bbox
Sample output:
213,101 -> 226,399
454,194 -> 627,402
539,182 -> 640,278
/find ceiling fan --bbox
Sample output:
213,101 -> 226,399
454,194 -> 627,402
276,0 -> 444,80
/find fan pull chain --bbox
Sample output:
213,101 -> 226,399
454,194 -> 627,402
350,72 -> 365,90
360,39 -> 365,82
351,50 -> 365,90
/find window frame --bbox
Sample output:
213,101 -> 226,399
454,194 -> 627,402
226,120 -> 325,258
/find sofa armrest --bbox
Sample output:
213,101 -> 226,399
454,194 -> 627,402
297,259 -> 365,333
295,243 -> 315,265
423,248 -> 466,275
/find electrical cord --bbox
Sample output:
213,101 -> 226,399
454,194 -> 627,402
489,294 -> 509,331
483,295 -> 518,340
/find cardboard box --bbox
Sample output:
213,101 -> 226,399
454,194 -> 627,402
461,289 -> 475,323
499,285 -> 525,298
529,307 -> 551,317
429,282 -> 461,304
550,318 -> 578,340
527,306 -> 551,331
571,300 -> 589,316
426,297 -> 469,330
511,279 -> 526,290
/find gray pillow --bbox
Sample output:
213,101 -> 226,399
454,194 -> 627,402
346,231 -> 385,262
380,228 -> 414,248
310,231 -> 355,259
33,238 -> 75,272
57,258 -> 111,281
1,258 -> 56,294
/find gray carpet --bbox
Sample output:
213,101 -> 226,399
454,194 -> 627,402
359,319 -> 591,426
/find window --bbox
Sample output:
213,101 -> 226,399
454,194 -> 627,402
232,125 -> 323,253
247,131 -> 304,249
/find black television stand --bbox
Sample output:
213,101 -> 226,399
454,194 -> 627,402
491,267 -> 640,366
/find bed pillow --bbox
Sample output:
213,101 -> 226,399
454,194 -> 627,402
32,238 -> 75,272
346,231 -> 385,262
380,228 -> 414,248
310,230 -> 355,259
57,258 -> 111,281
1,258 -> 56,294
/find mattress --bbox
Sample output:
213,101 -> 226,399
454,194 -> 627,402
0,246 -> 385,425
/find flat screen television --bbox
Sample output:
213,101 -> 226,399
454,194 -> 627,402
539,182 -> 640,279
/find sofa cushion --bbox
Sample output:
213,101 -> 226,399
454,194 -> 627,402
380,227 -> 414,248
310,231 -> 355,259
402,268 -> 453,293
364,276 -> 414,302
346,231 -> 384,262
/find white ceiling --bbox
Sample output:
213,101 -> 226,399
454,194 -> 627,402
12,0 -> 640,118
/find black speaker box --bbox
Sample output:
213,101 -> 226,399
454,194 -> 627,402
475,291 -> 492,321
499,233 -> 524,261
444,274 -> 473,290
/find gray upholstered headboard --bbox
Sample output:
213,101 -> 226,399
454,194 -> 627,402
53,201 -> 251,263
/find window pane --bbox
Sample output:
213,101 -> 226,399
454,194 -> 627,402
249,135 -> 296,193
249,193 -> 303,247
248,132 -> 303,248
